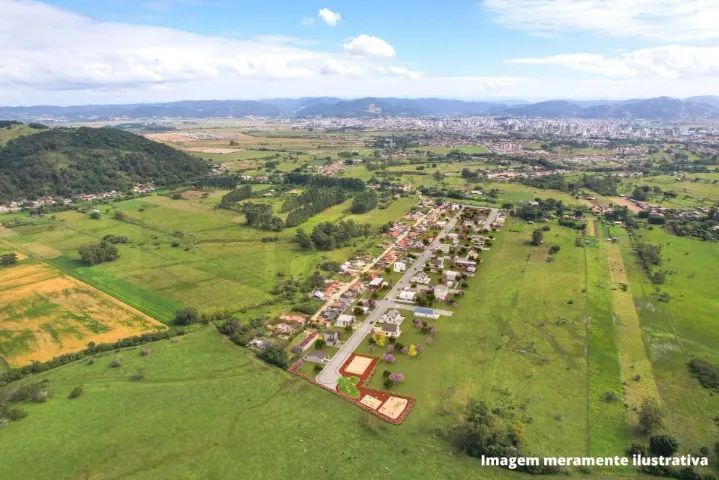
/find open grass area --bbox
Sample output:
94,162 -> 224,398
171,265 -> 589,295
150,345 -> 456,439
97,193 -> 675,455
0,326 -> 643,480
349,217 -> 630,462
615,225 -> 719,452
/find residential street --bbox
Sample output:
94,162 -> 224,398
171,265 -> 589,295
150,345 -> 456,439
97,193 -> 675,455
316,205 -> 482,389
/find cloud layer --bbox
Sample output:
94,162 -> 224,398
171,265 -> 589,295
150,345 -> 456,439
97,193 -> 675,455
509,45 -> 719,79
484,0 -> 719,41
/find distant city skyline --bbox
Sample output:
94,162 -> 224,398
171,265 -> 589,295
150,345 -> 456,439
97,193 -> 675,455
1,0 -> 718,105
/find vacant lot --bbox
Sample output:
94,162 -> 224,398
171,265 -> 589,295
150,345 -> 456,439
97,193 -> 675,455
0,262 -> 165,366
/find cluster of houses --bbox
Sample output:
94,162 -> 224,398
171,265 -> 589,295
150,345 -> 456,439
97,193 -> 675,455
246,202 -> 506,372
0,183 -> 156,213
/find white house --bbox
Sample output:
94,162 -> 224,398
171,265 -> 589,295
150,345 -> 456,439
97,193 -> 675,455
411,272 -> 431,285
373,322 -> 402,338
393,261 -> 407,273
443,270 -> 459,283
381,309 -> 405,325
335,314 -> 355,328
397,289 -> 416,303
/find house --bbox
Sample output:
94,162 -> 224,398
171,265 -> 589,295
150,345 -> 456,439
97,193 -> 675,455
311,290 -> 325,300
372,322 -> 401,338
433,284 -> 450,301
381,309 -> 405,325
272,323 -> 294,336
443,270 -> 460,283
431,256 -> 446,269
368,277 -> 384,289
411,272 -> 431,285
393,261 -> 407,273
249,338 -> 272,351
280,314 -> 307,327
305,350 -> 329,364
335,314 -> 355,328
292,332 -> 319,354
397,289 -> 416,303
415,307 -> 440,320
324,331 -> 340,346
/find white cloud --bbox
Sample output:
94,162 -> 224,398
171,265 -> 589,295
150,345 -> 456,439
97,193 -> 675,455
377,66 -> 423,80
483,0 -> 719,41
301,17 -> 316,26
509,45 -> 719,79
318,8 -> 342,26
343,35 -> 396,58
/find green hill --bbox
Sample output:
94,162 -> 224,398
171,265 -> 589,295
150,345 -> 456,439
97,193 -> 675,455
0,126 -> 209,202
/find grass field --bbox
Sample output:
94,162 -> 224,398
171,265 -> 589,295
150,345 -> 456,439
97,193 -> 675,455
0,193 -> 416,322
614,226 -> 719,451
0,261 -> 165,367
0,326 -> 645,480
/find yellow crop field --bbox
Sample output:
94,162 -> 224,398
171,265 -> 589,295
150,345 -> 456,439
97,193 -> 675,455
0,262 -> 166,367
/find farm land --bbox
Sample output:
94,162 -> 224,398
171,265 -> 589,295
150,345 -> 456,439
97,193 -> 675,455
0,122 -> 718,479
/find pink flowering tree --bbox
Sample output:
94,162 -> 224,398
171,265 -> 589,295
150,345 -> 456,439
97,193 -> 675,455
382,353 -> 396,363
430,326 -> 438,337
425,337 -> 434,345
401,346 -> 409,354
416,344 -> 424,354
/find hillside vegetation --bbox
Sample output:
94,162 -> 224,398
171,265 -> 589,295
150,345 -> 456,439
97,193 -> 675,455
0,127 -> 209,202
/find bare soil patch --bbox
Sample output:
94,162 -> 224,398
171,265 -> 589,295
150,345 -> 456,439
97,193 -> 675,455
607,197 -> 643,213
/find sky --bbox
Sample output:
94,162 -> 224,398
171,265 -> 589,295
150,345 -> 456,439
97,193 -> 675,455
1,0 -> 718,105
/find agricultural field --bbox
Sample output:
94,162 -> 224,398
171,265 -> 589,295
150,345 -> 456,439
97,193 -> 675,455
0,191 -> 416,324
0,260 -> 165,367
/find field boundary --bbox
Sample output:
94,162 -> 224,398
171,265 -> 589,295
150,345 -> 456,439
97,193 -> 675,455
606,242 -> 661,420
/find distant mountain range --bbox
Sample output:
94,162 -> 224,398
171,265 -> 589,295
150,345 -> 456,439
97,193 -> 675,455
1,96 -> 718,121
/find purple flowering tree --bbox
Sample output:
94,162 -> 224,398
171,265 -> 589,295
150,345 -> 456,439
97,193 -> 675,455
386,344 -> 395,353
425,337 -> 434,345
388,372 -> 405,383
401,346 -> 409,354
382,353 -> 396,363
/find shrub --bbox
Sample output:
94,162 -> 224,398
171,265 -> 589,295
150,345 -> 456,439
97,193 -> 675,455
110,358 -> 122,368
548,244 -> 561,254
257,345 -> 288,369
687,358 -> 719,390
140,347 -> 152,357
130,372 -> 144,381
638,398 -> 662,434
68,386 -> 83,399
649,434 -> 679,457
174,308 -> 199,326
5,408 -> 27,421
602,391 -> 619,402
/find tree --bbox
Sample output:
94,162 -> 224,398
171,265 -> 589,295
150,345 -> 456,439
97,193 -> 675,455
0,252 -> 18,267
89,210 -> 101,219
78,241 -> 118,266
258,345 -> 288,368
295,228 -> 313,249
68,386 -> 83,399
174,308 -> 199,326
649,434 -> 679,457
531,229 -> 544,246
638,398 -> 663,434
314,338 -> 326,349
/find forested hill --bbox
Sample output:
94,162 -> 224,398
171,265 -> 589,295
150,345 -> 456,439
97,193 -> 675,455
0,127 -> 209,202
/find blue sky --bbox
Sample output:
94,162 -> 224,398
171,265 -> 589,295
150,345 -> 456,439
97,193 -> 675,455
1,0 -> 718,105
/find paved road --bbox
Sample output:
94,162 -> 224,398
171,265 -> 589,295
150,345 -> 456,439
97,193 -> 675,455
315,206 -> 466,389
